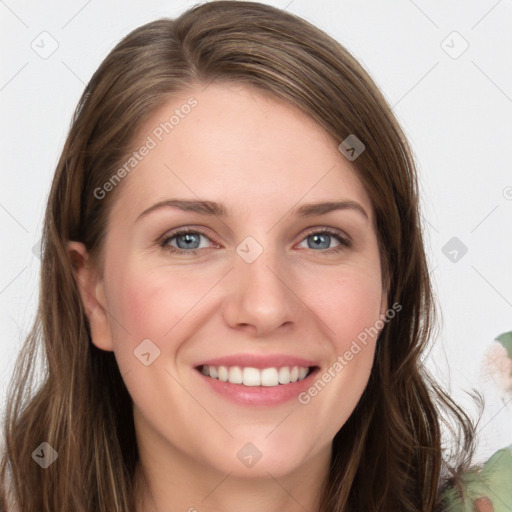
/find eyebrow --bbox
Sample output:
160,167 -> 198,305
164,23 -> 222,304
135,199 -> 369,222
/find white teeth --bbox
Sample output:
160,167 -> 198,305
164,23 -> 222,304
278,366 -> 290,384
243,367 -> 260,386
218,366 -> 228,382
228,366 -> 243,384
261,368 -> 278,387
200,365 -> 311,387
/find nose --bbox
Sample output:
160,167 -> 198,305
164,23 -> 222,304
222,243 -> 302,337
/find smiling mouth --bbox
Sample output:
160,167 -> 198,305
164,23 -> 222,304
196,364 -> 317,387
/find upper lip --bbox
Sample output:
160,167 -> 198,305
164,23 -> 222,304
195,353 -> 319,370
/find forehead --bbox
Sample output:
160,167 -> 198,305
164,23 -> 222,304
108,82 -> 373,225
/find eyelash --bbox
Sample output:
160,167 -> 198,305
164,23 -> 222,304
158,227 -> 352,256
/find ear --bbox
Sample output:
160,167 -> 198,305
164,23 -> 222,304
67,241 -> 114,352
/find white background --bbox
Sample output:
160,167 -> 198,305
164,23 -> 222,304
1,0 -> 511,463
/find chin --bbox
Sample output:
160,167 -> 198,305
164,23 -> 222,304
202,434 -> 323,479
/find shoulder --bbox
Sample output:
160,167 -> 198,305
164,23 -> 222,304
440,444 -> 512,512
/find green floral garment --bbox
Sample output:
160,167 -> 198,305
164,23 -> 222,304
441,331 -> 512,511
441,445 -> 512,511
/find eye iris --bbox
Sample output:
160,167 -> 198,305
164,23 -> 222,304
166,230 -> 342,253
177,233 -> 200,249
309,233 -> 330,249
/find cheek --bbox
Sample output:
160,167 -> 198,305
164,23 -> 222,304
105,263 -> 215,353
105,249 -> 384,364
298,273 -> 383,442
107,257 -> 384,335
313,268 -> 384,348
306,267 -> 384,414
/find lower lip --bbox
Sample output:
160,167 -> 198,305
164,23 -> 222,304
196,368 -> 319,406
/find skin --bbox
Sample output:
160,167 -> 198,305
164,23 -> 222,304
68,82 -> 389,512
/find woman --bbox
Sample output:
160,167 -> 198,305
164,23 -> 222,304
0,1 -> 509,510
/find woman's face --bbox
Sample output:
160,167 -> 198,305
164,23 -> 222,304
72,82 -> 388,480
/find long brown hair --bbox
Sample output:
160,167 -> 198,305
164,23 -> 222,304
0,2 -> 478,510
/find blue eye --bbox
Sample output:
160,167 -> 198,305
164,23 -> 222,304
299,229 -> 351,252
159,229 -> 211,255
159,227 -> 351,256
